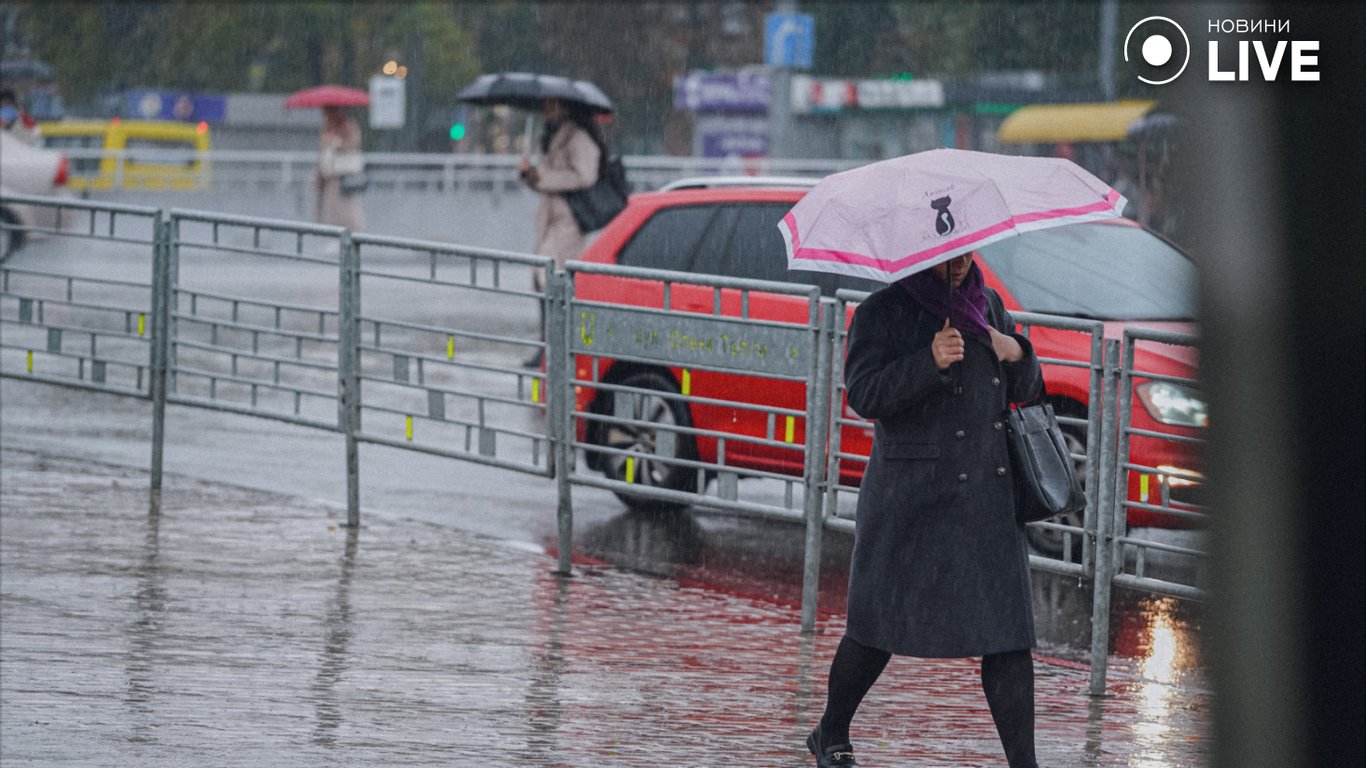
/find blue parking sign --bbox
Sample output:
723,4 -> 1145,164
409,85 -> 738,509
765,13 -> 814,69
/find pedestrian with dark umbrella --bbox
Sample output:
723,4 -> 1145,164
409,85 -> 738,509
807,250 -> 1044,768
515,96 -> 603,367
455,73 -> 616,368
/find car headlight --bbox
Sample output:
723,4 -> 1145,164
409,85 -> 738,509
1136,381 -> 1208,427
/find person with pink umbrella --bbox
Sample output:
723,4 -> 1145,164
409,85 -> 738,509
312,105 -> 365,231
784,149 -> 1128,768
285,85 -> 370,232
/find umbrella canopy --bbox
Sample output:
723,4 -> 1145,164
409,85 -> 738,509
781,148 -> 1126,284
457,72 -> 613,114
284,85 -> 370,109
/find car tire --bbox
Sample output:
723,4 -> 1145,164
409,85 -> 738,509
0,209 -> 20,262
1025,401 -> 1090,560
597,370 -> 699,512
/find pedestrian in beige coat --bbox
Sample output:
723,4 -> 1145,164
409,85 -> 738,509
314,106 -> 366,231
517,97 -> 603,366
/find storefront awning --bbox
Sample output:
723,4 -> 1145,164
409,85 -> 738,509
997,100 -> 1156,144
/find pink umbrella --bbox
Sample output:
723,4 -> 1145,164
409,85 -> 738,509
780,148 -> 1127,284
284,85 -> 371,109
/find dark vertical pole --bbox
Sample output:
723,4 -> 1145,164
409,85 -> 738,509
1172,4 -> 1365,768
339,231 -> 361,527
149,214 -> 169,514
1098,0 -> 1118,101
550,268 -> 574,577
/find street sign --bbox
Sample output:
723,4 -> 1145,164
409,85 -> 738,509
368,75 -> 405,129
126,89 -> 227,123
765,12 -> 814,69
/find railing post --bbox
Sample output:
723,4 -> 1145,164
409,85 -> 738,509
1083,325 -> 1107,573
549,268 -> 574,577
338,231 -> 362,527
800,300 -> 835,633
149,212 -> 169,514
823,299 -> 849,527
1088,338 -> 1122,695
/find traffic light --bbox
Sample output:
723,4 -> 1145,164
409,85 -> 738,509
450,106 -> 468,141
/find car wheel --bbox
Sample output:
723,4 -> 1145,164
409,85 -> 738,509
598,370 -> 699,512
1025,403 -> 1089,560
0,210 -> 20,262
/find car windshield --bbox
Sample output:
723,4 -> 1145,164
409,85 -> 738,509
976,222 -> 1196,320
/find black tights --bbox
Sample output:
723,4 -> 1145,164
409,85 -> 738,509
818,635 -> 1038,768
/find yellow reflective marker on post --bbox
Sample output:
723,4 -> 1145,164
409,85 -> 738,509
785,416 -> 796,443
1139,473 -> 1150,503
625,457 -> 636,484
138,314 -> 146,336
531,378 -> 541,403
681,369 -> 691,396
405,415 -> 414,441
27,351 -> 33,373
447,335 -> 455,360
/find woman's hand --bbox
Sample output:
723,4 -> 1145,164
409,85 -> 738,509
988,326 -> 1024,362
517,158 -> 539,187
932,318 -> 965,370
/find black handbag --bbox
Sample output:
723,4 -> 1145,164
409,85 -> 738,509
564,155 -> 628,233
339,171 -> 370,196
1006,391 -> 1087,524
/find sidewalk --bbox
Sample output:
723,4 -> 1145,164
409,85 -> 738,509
0,448 -> 1210,767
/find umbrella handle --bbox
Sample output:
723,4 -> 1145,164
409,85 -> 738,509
523,115 -> 537,161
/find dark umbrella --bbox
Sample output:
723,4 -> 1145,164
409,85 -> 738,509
456,72 -> 614,114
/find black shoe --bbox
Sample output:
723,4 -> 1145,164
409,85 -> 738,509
521,349 -> 544,369
807,726 -> 859,767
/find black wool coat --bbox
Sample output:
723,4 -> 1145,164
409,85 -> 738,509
843,282 -> 1043,658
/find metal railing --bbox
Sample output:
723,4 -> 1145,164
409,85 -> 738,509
1109,327 -> 1207,600
1,193 -> 1207,692
348,233 -> 554,480
50,148 -> 863,196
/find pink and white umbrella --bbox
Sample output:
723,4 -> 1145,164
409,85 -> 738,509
781,148 -> 1127,283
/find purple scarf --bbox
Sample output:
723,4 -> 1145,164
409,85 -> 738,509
897,259 -> 991,338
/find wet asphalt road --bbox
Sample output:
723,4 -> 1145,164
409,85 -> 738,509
1,448 -> 1210,767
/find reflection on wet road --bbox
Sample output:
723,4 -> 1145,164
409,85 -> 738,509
2,449 -> 1208,766
578,504 -> 1204,675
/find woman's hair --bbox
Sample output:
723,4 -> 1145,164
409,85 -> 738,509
565,102 -> 609,156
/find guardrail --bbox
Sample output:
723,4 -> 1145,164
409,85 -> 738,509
1,193 -> 1206,693
49,148 -> 863,195
1109,327 -> 1207,600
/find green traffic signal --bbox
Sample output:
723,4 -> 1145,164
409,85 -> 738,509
450,123 -> 466,141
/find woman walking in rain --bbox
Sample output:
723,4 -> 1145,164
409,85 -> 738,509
808,250 -> 1044,768
313,105 -> 365,231
516,96 -> 602,367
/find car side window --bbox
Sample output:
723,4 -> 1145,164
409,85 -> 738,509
723,203 -> 882,296
689,206 -> 739,276
616,205 -> 717,271
724,203 -> 793,283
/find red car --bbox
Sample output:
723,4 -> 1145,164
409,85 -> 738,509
572,178 -> 1204,556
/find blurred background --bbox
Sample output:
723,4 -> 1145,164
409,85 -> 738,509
0,1 -> 1184,239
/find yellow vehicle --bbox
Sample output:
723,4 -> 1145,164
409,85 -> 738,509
36,118 -> 211,191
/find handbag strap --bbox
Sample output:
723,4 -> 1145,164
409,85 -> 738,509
982,290 -> 1052,409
